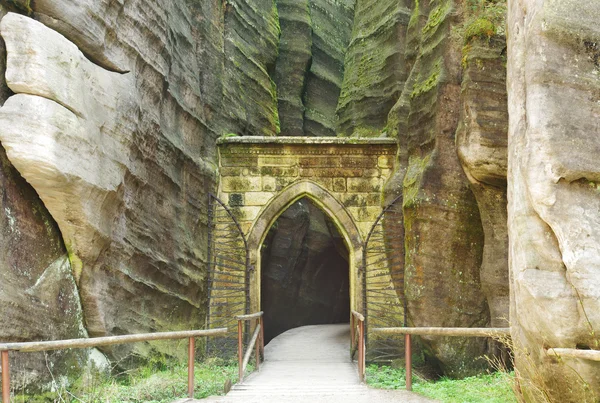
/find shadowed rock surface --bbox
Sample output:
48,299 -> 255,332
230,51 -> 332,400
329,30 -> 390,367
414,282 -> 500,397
383,0 -> 492,377
456,36 -> 509,330
261,199 -> 350,342
508,0 -> 600,400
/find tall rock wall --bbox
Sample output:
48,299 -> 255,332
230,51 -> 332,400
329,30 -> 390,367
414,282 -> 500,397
0,0 -> 281,386
382,0 -> 499,377
507,0 -> 600,400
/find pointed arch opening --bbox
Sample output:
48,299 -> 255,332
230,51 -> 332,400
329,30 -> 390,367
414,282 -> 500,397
245,180 -> 364,341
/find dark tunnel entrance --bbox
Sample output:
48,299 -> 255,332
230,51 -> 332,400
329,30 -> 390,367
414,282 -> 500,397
260,197 -> 350,343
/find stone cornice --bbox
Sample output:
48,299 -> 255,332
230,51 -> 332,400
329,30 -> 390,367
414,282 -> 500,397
218,137 -> 397,155
217,136 -> 397,146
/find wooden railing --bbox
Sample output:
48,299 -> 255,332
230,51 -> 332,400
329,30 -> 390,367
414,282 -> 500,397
350,310 -> 365,382
546,348 -> 600,362
236,311 -> 264,382
0,328 -> 227,403
372,327 -> 511,391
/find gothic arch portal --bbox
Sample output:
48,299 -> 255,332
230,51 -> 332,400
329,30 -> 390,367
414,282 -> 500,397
246,180 -> 364,316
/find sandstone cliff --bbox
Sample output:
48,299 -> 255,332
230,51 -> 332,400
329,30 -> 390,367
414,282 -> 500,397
508,0 -> 600,400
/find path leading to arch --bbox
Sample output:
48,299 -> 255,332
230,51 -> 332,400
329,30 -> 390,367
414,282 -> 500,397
177,324 -> 436,403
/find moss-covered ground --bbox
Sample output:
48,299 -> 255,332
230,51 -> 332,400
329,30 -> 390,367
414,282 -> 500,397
367,364 -> 517,403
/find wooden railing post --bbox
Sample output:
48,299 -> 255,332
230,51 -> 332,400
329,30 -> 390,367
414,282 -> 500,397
405,334 -> 412,391
255,318 -> 260,371
237,319 -> 243,382
350,314 -> 355,352
260,316 -> 265,358
1,351 -> 9,403
358,319 -> 365,382
187,337 -> 195,398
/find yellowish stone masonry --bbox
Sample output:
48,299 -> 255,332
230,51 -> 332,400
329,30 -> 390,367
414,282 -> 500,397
216,136 -> 397,314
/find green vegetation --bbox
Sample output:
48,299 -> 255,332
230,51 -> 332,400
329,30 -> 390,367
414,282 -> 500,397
458,0 -> 507,44
14,359 -> 241,403
367,364 -> 517,403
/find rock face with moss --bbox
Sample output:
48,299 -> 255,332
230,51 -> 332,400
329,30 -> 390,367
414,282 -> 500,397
0,3 -> 219,371
222,0 -> 281,136
507,0 -> 600,400
0,4 -> 96,390
383,0 -> 494,377
456,36 -> 509,330
275,0 -> 356,137
337,0 -> 411,137
274,0 -> 312,136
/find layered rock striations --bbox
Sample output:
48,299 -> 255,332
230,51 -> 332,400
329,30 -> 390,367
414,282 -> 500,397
456,36 -> 509,330
274,0 -> 312,137
0,11 -> 215,366
222,0 -> 281,136
337,0 -> 412,137
383,0 -> 493,377
507,0 -> 600,400
274,0 -> 356,137
303,0 -> 355,136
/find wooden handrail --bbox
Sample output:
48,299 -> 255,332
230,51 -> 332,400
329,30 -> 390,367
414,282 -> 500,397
351,310 -> 365,322
0,328 -> 227,352
374,326 -> 511,391
237,312 -> 264,382
0,327 -> 227,403
372,327 -> 510,337
236,311 -> 263,321
242,324 -> 261,374
547,348 -> 600,362
350,311 -> 365,383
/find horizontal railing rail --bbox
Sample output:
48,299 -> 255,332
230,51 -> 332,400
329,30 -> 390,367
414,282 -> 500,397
236,311 -> 264,382
0,328 -> 227,403
372,327 -> 511,391
351,310 -> 365,382
546,348 -> 600,362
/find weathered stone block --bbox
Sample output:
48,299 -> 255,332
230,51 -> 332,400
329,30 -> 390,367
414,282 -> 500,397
245,192 -> 275,206
260,166 -> 298,177
341,156 -> 377,169
333,178 -> 346,192
221,156 -> 259,167
299,168 -> 364,178
347,177 -> 381,193
340,193 -> 381,207
262,177 -> 277,191
222,176 -> 261,192
228,193 -> 244,207
258,156 -> 298,167
347,206 -> 382,222
378,155 -> 395,168
299,156 -> 341,168
232,206 -> 262,221
310,177 -> 333,191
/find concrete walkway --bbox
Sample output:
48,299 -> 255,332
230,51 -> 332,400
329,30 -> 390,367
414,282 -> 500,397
176,323 -> 436,403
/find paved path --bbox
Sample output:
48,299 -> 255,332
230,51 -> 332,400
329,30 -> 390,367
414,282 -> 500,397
176,324 -> 436,403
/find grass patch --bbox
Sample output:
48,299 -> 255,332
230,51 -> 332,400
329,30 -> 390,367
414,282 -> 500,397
367,364 -> 517,403
14,358 -> 243,403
